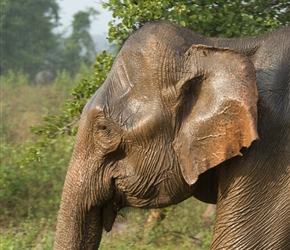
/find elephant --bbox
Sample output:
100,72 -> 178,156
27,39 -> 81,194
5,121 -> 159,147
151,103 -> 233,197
54,21 -> 290,249
35,70 -> 54,85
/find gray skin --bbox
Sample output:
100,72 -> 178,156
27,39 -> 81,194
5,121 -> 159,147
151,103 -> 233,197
54,22 -> 290,249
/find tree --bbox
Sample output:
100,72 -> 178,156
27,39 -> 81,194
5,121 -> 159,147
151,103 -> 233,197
1,2 -> 99,78
59,8 -> 99,76
28,0 -> 290,162
0,0 -> 59,77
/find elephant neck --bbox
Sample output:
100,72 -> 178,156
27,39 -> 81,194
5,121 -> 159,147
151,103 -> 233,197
210,153 -> 290,249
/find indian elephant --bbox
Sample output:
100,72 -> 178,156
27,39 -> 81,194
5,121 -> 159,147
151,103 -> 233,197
35,70 -> 54,85
54,22 -> 290,249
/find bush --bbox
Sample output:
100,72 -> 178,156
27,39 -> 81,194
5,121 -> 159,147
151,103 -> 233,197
1,70 -> 29,86
0,74 -> 82,223
0,71 -> 81,248
0,138 -> 73,221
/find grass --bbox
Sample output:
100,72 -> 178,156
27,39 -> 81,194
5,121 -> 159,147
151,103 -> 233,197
0,201 -> 213,249
0,217 -> 56,250
1,71 -> 76,248
1,73 -> 75,144
0,70 -> 214,249
100,200 -> 213,250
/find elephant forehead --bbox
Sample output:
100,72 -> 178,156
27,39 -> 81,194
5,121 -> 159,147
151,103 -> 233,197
104,87 -> 163,133
118,97 -> 163,132
83,77 -> 163,134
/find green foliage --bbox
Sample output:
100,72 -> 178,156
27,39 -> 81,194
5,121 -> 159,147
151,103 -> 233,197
0,139 -> 73,220
0,218 -> 55,249
0,78 -> 75,247
53,69 -> 74,92
0,79 -> 79,222
0,69 -> 29,86
104,0 -> 290,44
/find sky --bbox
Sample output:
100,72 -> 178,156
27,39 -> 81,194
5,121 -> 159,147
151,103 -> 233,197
57,0 -> 112,36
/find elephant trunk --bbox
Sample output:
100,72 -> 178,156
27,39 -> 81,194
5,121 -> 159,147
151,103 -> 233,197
54,204 -> 102,250
53,111 -> 119,249
54,161 -> 104,250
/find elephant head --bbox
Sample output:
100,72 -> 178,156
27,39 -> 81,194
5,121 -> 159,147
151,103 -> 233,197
54,22 -> 258,249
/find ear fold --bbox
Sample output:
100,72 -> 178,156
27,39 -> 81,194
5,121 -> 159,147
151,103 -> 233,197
173,45 -> 259,185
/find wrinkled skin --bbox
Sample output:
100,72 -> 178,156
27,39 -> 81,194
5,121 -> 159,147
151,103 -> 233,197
54,22 -> 290,249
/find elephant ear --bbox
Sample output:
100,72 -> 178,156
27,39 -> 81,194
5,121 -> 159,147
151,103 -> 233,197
172,45 -> 259,186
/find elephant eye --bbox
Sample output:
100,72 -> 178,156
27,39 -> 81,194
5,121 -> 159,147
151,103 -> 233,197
97,124 -> 107,131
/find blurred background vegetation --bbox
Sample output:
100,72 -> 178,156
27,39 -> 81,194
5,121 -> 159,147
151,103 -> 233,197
1,0 -> 289,249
